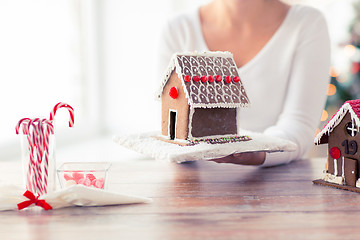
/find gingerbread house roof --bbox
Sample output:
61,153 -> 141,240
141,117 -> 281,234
314,99 -> 360,144
157,51 -> 250,108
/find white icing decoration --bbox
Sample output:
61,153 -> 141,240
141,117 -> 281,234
356,178 -> 360,188
188,107 -> 195,139
342,156 -> 345,184
323,172 -> 343,185
315,102 -> 360,144
156,51 -> 251,109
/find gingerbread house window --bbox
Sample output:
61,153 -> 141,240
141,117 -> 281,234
345,122 -> 358,137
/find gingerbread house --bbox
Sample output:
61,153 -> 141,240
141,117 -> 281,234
314,99 -> 360,192
157,51 -> 250,144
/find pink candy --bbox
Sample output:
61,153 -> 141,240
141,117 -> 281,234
63,172 -> 105,189
93,178 -> 104,189
78,178 -> 91,187
64,173 -> 73,181
72,172 -> 84,183
86,174 -> 96,182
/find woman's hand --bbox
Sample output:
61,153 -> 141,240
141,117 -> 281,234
208,152 -> 266,166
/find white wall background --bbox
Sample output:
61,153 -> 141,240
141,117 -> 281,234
0,0 -> 357,159
102,0 -> 210,136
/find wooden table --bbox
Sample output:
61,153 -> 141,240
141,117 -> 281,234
1,157 -> 360,240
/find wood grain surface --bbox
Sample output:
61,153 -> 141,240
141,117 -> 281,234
0,157 -> 359,240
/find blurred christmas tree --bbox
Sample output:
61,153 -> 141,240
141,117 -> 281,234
320,1 -> 360,129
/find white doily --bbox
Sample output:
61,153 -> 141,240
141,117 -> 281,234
113,130 -> 297,163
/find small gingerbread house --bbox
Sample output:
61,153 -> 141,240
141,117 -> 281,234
157,51 -> 250,143
314,99 -> 360,191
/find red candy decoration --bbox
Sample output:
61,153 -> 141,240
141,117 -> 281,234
201,76 -> 207,83
169,87 -> 179,99
193,76 -> 200,82
329,147 -> 341,159
224,76 -> 231,84
184,75 -> 191,82
215,75 -> 222,82
233,76 -> 240,82
208,75 -> 215,83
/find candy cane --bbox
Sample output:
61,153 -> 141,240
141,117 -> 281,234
26,123 -> 37,193
28,118 -> 44,195
16,118 -> 33,191
49,102 -> 74,127
16,102 -> 75,195
30,119 -> 43,195
41,119 -> 54,193
15,118 -> 31,135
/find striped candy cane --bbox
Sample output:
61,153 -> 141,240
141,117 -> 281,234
26,123 -> 38,194
16,102 -> 75,196
28,118 -> 44,195
16,118 -> 33,191
49,102 -> 74,127
41,119 -> 54,194
15,118 -> 31,135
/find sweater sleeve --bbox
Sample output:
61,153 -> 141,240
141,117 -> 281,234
157,20 -> 181,80
157,13 -> 197,80
262,11 -> 331,167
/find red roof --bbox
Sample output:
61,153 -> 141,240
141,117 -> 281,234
314,99 -> 360,144
346,99 -> 360,117
158,51 -> 250,108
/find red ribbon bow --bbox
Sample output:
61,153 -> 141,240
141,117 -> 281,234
17,190 -> 53,211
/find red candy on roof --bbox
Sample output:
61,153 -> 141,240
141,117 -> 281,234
233,76 -> 240,82
201,76 -> 207,83
184,75 -> 191,82
158,51 -> 250,108
193,76 -> 200,82
215,75 -> 222,82
208,75 -> 214,83
224,76 -> 231,84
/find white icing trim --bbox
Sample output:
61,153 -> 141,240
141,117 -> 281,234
186,106 -> 240,140
314,103 -> 360,144
174,55 -> 191,103
189,134 -> 239,141
356,178 -> 360,188
191,102 -> 250,109
342,156 -> 345,183
156,134 -> 189,144
157,51 -> 233,100
323,172 -> 343,185
156,57 -> 177,99
188,107 -> 195,139
156,51 -> 250,109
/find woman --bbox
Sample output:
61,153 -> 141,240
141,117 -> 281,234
157,0 -> 330,167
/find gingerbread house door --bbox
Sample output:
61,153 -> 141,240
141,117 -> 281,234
344,157 -> 358,187
169,110 -> 177,140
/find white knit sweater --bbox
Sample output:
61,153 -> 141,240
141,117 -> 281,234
157,4 -> 331,166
